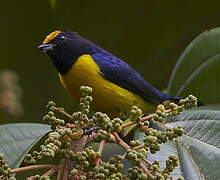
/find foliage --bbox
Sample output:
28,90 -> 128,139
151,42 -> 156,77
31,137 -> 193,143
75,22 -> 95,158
168,27 -> 220,103
0,86 -> 196,180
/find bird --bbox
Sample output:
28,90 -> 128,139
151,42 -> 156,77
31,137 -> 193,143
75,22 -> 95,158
38,30 -> 181,118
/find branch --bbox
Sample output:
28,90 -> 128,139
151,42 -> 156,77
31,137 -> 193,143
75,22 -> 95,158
41,166 -> 58,177
133,144 -> 145,150
142,158 -> 152,166
111,132 -> 130,149
57,159 -> 70,180
139,162 -> 154,179
53,107 -> 73,120
10,165 -> 56,174
111,132 -> 153,176
140,114 -> 156,123
122,114 -> 155,128
95,140 -> 106,166
72,136 -> 88,153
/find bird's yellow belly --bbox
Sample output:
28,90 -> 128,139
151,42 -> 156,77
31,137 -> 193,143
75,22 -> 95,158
59,55 -> 155,118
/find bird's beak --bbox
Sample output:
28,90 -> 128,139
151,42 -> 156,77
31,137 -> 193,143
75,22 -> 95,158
37,44 -> 54,52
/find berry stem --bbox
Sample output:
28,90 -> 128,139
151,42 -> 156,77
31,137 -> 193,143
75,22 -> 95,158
72,136 -> 88,153
111,132 -> 130,149
139,162 -> 154,179
95,140 -> 106,166
57,159 -> 70,180
111,132 -> 154,176
122,114 -> 156,128
53,107 -> 73,120
10,164 -> 56,174
133,144 -> 145,150
42,166 -> 58,177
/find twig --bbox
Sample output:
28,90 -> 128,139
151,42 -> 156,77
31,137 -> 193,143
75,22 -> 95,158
140,114 -> 156,123
139,162 -> 154,179
95,140 -> 106,166
122,114 -> 155,128
142,158 -> 152,166
54,107 -> 73,120
26,176 -> 36,180
66,133 -> 90,180
42,166 -> 58,177
10,165 -> 56,174
111,132 -> 154,177
133,144 -> 145,150
86,132 -> 96,143
111,132 -> 130,149
72,136 -> 88,153
132,144 -> 152,165
57,159 -> 70,180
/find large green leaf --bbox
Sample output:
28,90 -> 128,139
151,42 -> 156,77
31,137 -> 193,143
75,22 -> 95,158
0,123 -> 50,169
168,28 -> 220,104
167,109 -> 220,180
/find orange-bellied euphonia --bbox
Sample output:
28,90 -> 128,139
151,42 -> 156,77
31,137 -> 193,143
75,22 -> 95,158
38,30 -> 181,118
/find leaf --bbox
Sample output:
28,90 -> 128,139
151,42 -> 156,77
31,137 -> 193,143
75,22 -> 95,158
0,123 -> 50,169
175,141 -> 203,180
167,109 -> 220,148
168,27 -> 220,104
167,109 -> 220,180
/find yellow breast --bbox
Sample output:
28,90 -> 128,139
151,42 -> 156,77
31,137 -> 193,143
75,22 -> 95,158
59,55 -> 155,118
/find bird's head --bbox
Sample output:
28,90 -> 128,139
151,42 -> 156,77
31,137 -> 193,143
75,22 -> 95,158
38,30 -> 99,74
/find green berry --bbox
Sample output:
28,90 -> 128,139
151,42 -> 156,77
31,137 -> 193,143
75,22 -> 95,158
82,161 -> 89,167
79,175 -> 87,180
9,177 -> 16,180
70,169 -> 78,176
130,141 -> 136,147
140,173 -> 148,180
117,163 -> 124,170
157,104 -> 166,112
177,177 -> 185,180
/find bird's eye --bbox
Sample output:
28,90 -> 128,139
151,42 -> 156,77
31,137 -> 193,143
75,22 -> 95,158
59,36 -> 66,41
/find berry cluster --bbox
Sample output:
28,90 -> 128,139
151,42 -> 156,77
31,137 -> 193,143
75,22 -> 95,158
43,110 -> 65,130
127,166 -> 148,180
130,106 -> 143,122
93,112 -> 112,132
72,111 -> 90,127
24,127 -> 83,164
32,175 -> 50,180
142,126 -> 184,154
125,149 -> 146,165
154,95 -> 197,122
164,155 -> 180,174
79,86 -> 93,115
92,160 -> 123,180
93,113 -> 123,133
0,86 -> 197,179
96,129 -> 111,142
0,154 -> 15,180
178,95 -> 197,109
67,146 -> 100,170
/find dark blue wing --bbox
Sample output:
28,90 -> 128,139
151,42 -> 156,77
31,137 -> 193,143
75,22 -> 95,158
92,53 -> 180,104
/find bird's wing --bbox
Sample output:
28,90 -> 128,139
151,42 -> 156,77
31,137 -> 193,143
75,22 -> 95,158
92,53 -> 166,104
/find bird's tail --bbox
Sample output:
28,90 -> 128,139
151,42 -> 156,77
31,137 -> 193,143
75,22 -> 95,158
160,93 -> 182,103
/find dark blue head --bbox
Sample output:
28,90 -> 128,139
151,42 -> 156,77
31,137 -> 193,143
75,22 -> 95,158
38,31 -> 100,74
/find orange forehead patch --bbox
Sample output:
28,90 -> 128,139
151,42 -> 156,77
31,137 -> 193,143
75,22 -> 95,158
43,30 -> 61,44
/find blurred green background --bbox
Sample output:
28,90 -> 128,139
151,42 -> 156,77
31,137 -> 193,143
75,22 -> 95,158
1,0 -> 220,123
